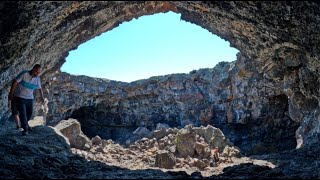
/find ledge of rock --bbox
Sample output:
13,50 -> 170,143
1,1 -> 320,178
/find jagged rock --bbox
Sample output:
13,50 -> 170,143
152,127 -> 179,140
40,60 -> 299,155
28,116 -> 46,127
156,123 -> 170,130
155,150 -> 176,169
91,135 -> 102,145
101,139 -> 113,149
175,126 -> 197,158
132,126 -> 151,138
221,145 -> 241,158
192,158 -> 207,170
193,125 -> 231,149
54,118 -> 92,150
1,1 -> 320,179
152,128 -> 169,140
195,142 -> 211,159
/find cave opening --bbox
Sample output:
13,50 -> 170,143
2,2 -> 320,178
60,11 -> 239,83
53,10 -> 299,156
58,11 -> 245,149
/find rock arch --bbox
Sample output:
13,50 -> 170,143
1,1 -> 320,153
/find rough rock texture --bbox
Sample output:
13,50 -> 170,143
0,119 -> 194,179
1,117 -> 319,179
44,61 -> 299,156
54,118 -> 92,150
1,1 -> 320,178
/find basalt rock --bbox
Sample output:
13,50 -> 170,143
43,60 -> 299,155
1,1 -> 320,178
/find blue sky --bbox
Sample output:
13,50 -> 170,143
61,11 -> 239,83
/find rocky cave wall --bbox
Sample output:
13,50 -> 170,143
44,53 -> 300,155
1,1 -> 320,154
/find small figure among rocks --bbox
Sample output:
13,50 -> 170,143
212,146 -> 220,166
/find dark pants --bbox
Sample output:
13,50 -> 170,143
214,154 -> 219,162
17,97 -> 34,132
11,96 -> 19,116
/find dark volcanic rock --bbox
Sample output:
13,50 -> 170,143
0,121 -> 193,179
1,1 -> 320,179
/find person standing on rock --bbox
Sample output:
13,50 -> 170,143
213,146 -> 220,166
8,64 -> 45,136
8,91 -> 22,130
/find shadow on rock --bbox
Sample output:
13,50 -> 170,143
0,125 -> 193,179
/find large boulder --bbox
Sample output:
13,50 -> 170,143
175,125 -> 197,157
54,118 -> 92,150
155,150 -> 176,169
